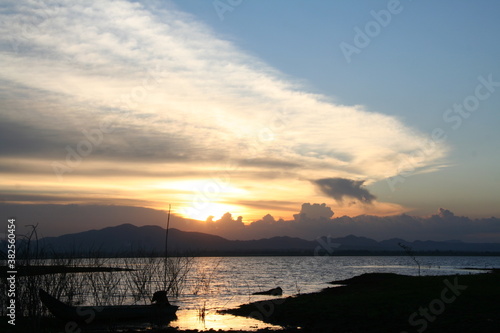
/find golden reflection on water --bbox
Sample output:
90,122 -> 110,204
171,309 -> 283,331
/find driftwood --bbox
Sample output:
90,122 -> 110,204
252,286 -> 283,296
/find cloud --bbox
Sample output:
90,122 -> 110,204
0,1 -> 447,175
184,206 -> 500,242
312,178 -> 376,203
293,203 -> 334,222
0,0 -> 449,216
236,200 -> 299,212
208,212 -> 245,229
4,203 -> 499,243
0,203 -> 171,237
437,207 -> 454,219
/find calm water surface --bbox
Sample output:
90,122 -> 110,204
80,256 -> 500,331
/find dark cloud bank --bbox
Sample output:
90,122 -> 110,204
312,178 -> 376,204
3,203 -> 500,243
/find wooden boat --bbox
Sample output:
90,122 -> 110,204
39,289 -> 178,323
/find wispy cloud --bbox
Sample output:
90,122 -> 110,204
0,0 -> 448,216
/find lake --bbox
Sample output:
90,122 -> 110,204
167,256 -> 499,331
45,255 -> 500,331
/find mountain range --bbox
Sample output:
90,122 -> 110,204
6,223 -> 500,256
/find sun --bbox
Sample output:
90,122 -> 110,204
180,202 -> 244,221
151,179 -> 248,221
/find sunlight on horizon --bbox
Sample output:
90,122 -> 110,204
155,180 -> 251,221
179,202 -> 247,222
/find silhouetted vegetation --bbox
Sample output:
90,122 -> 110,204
0,226 -> 194,332
399,242 -> 422,276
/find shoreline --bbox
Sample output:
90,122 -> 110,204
3,270 -> 499,332
223,269 -> 500,332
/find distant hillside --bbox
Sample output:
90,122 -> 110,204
3,224 -> 500,256
37,224 -> 234,254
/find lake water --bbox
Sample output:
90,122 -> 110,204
168,256 -> 499,331
56,256 -> 500,331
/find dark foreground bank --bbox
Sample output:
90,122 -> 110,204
224,269 -> 500,332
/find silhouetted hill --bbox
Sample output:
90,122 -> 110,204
5,224 -> 500,256
330,235 -> 381,250
37,223 -> 233,254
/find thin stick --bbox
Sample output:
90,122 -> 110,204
165,204 -> 171,258
164,205 -> 171,290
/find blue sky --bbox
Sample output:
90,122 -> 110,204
1,0 -> 499,237
170,0 -> 500,217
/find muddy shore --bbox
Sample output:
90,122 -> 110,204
224,269 -> 500,332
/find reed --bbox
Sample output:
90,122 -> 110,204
191,258 -> 221,296
1,225 -> 196,329
123,254 -> 159,304
197,300 -> 207,322
160,256 -> 194,297
399,242 -> 422,276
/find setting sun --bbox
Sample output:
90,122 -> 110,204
154,180 -> 248,221
179,202 -> 245,222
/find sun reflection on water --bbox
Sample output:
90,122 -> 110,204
171,309 -> 283,331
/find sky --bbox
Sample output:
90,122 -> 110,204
1,0 -> 500,240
